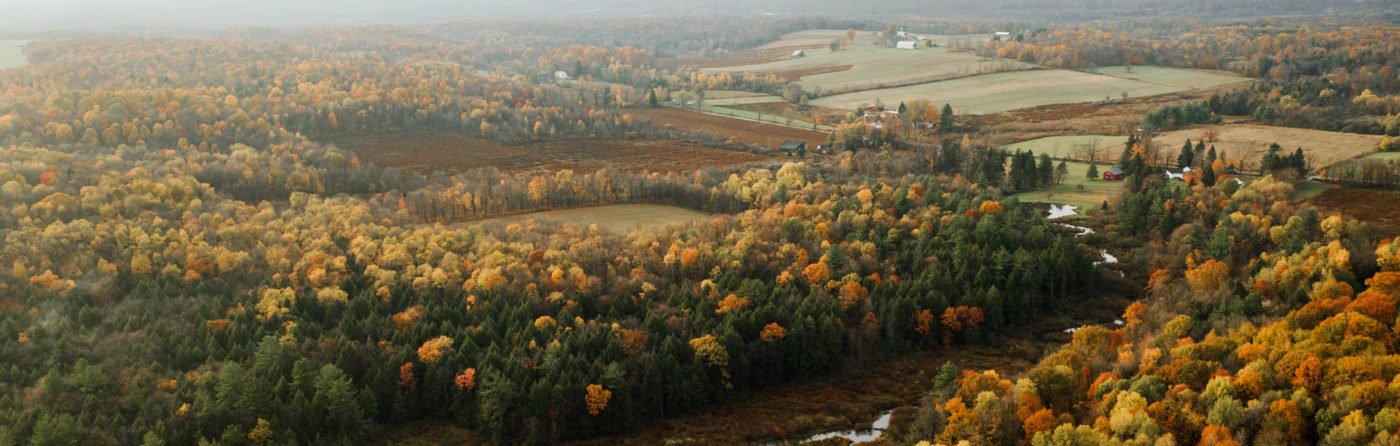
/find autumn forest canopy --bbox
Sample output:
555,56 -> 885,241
1,4 -> 1400,446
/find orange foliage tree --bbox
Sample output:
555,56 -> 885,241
398,362 -> 417,391
760,322 -> 786,341
455,368 -> 477,391
585,384 -> 612,416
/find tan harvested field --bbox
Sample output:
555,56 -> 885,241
1148,125 -> 1383,170
322,131 -> 776,175
470,204 -> 715,233
755,29 -> 884,49
726,102 -> 850,127
708,44 -> 1033,94
629,107 -> 830,148
969,92 -> 1225,146
810,69 -> 1224,114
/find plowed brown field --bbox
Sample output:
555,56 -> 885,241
322,131 -> 777,175
630,107 -> 830,149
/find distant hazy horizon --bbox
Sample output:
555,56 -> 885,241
0,0 -> 801,32
1,0 -> 1391,33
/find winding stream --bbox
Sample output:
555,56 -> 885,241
1046,204 -> 1125,333
765,411 -> 892,445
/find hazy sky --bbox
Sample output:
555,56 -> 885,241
0,0 -> 603,31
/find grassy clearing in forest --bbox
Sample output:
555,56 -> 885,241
1010,161 -> 1126,212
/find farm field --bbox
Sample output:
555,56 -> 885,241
321,130 -> 776,175
708,44 -> 1035,94
629,106 -> 831,147
703,94 -> 786,106
699,89 -> 770,99
1360,151 -> 1400,161
1091,65 -> 1250,90
1010,161 -> 1125,212
471,204 -> 715,234
0,40 -> 29,70
810,67 -> 1247,114
810,69 -> 1185,114
1149,124 -> 1383,170
1292,180 -> 1339,201
1002,135 -> 1129,160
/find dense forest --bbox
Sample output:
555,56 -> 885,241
0,20 -> 1113,446
2,10 -> 1400,446
902,168 -> 1400,445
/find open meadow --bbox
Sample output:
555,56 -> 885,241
1002,135 -> 1130,159
811,69 -> 1177,114
321,130 -> 777,175
0,40 -> 30,70
470,204 -> 715,234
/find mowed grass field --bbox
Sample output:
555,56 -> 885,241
707,44 -> 1034,94
1360,151 -> 1400,162
1150,124 -> 1383,170
1091,66 -> 1250,90
473,204 -> 714,233
1002,135 -> 1130,160
0,40 -> 30,70
322,130 -> 777,175
810,67 -> 1245,114
1010,161 -> 1125,212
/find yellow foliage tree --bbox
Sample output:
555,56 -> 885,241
248,418 -> 274,445
1186,259 -> 1229,294
417,336 -> 454,364
979,200 -> 1004,216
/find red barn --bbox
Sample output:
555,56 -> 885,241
1103,167 -> 1126,181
